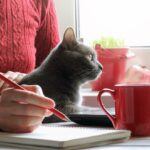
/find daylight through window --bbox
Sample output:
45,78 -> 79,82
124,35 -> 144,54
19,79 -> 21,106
76,0 -> 150,47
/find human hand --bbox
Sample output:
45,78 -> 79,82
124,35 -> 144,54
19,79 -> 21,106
0,85 -> 55,133
0,71 -> 26,92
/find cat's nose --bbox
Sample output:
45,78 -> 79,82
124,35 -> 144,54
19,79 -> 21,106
98,64 -> 103,70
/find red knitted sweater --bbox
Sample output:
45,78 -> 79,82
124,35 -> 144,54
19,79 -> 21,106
0,0 -> 60,73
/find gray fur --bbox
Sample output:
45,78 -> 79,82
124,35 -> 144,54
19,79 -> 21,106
19,27 -> 102,122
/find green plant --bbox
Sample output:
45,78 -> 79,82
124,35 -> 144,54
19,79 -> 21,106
92,36 -> 125,48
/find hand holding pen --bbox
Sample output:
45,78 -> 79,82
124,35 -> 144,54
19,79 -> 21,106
0,73 -> 70,133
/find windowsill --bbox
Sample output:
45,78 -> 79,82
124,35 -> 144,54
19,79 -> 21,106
80,88 -> 114,108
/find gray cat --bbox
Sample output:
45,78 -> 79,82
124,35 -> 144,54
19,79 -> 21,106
19,27 -> 102,123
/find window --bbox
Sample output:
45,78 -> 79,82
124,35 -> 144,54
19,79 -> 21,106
76,0 -> 150,47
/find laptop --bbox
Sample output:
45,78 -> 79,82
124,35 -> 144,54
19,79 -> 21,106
68,107 -> 114,127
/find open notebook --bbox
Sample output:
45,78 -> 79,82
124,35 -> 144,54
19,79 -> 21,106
0,122 -> 131,150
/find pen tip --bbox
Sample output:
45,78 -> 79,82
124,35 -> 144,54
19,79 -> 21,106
63,116 -> 71,122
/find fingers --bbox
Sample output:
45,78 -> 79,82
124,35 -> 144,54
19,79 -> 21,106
13,72 -> 26,83
0,71 -> 26,91
3,71 -> 26,83
0,102 -> 53,117
0,72 -> 10,89
22,85 -> 44,96
0,115 -> 43,133
1,88 -> 55,109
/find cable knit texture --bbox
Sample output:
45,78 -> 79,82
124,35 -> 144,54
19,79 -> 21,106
0,0 -> 60,73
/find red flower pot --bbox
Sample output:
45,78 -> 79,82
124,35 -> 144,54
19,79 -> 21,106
91,44 -> 134,91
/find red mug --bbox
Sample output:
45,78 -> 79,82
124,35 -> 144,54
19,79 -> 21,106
97,83 -> 150,136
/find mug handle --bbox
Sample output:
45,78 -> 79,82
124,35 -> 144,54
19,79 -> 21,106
97,89 -> 116,127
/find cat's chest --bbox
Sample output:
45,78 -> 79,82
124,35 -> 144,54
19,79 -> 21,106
20,71 -> 81,105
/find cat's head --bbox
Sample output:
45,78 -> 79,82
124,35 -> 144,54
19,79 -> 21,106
48,27 -> 102,84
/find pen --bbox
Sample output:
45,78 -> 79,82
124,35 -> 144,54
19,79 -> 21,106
0,73 -> 70,122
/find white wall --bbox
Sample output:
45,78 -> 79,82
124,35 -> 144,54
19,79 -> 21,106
55,0 -> 76,39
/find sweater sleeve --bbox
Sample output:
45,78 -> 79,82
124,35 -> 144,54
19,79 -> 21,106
35,0 -> 60,67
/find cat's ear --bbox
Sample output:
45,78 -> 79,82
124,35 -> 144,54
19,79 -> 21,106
62,27 -> 77,48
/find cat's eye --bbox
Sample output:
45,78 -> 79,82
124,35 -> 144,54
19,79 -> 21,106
86,54 -> 94,61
